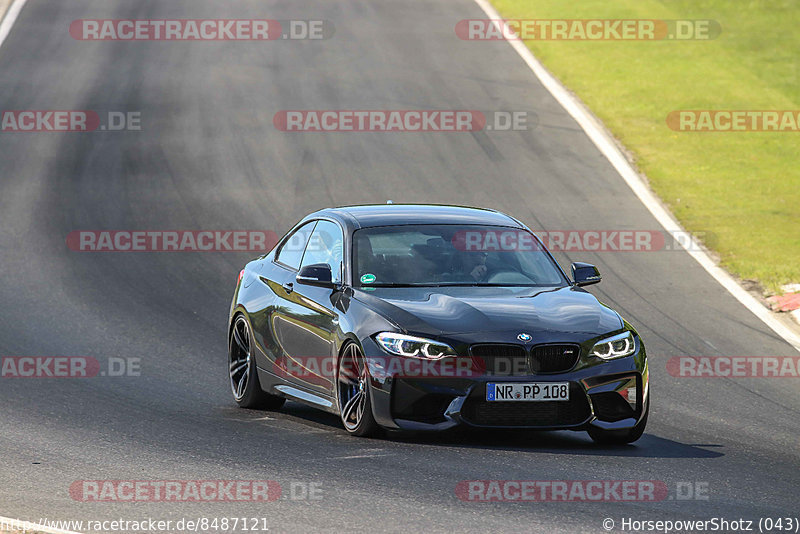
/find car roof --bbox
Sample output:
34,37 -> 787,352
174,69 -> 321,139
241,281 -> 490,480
307,204 -> 524,230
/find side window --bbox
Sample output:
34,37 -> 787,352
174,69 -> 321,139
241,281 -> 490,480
275,221 -> 316,270
300,220 -> 344,283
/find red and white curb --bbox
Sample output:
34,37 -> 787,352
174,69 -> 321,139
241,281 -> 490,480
767,285 -> 800,327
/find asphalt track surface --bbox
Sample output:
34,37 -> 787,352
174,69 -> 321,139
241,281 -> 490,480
0,1 -> 798,533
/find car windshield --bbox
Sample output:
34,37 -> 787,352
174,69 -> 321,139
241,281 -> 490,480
352,224 -> 567,287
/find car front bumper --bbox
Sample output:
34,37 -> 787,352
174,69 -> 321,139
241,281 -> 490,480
363,336 -> 649,432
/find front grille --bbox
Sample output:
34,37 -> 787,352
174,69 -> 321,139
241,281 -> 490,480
461,383 -> 591,427
470,343 -> 581,375
529,344 -> 580,374
470,344 -> 528,377
590,392 -> 636,422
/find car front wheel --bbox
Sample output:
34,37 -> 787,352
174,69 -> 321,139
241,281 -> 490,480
336,342 -> 379,437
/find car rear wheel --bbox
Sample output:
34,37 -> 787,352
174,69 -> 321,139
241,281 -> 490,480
587,401 -> 648,445
337,342 -> 379,437
229,315 -> 286,410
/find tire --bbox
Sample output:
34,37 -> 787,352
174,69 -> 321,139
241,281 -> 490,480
587,401 -> 649,445
336,342 -> 380,437
229,314 -> 286,410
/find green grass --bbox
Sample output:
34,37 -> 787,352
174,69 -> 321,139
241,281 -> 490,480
490,0 -> 800,293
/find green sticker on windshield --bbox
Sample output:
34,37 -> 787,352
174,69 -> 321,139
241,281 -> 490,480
360,273 -> 376,284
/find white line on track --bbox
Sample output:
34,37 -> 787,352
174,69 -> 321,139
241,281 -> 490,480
0,2 -> 89,532
0,0 -> 27,49
473,0 -> 800,352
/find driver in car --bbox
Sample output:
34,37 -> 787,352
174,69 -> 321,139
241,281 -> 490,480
445,250 -> 488,282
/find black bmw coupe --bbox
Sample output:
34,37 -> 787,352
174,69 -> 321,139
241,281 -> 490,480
228,204 -> 649,443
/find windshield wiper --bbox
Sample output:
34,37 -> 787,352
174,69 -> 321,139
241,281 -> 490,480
432,283 -> 546,287
361,283 -> 441,288
360,282 -> 558,288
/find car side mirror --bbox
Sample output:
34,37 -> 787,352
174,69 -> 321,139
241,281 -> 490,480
297,263 -> 336,289
571,262 -> 601,286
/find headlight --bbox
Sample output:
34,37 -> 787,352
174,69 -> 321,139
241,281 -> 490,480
374,332 -> 457,360
591,331 -> 636,360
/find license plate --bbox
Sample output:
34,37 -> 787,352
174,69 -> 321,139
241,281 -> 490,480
486,382 -> 570,402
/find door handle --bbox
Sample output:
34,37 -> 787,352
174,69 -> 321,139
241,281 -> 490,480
282,282 -> 294,294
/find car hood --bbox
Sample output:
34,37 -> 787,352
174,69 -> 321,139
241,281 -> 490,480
353,285 -> 622,338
